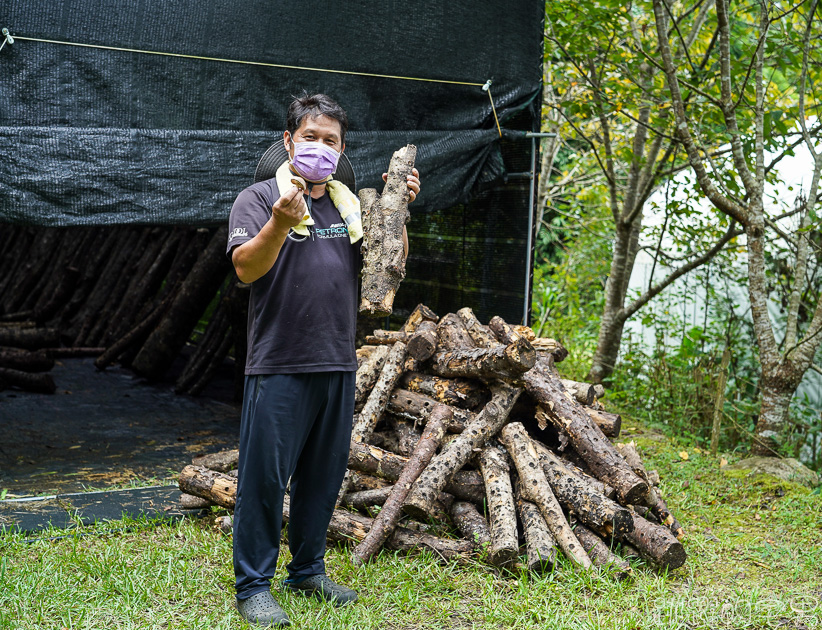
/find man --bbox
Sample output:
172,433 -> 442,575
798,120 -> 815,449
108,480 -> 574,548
226,92 -> 420,627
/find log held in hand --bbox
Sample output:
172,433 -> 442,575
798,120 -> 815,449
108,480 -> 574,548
359,144 -> 417,316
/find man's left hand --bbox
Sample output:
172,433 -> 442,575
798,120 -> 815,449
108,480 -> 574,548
382,168 -> 421,203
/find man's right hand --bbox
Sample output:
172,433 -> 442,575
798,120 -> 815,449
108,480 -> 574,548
270,186 -> 308,233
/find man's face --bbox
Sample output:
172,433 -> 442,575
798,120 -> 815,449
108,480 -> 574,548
284,114 -> 345,157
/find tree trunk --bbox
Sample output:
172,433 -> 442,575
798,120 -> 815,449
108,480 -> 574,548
750,381 -> 794,456
402,383 -> 522,520
352,405 -> 448,564
0,327 -> 60,350
477,444 -> 519,567
359,145 -> 416,316
499,423 -> 592,569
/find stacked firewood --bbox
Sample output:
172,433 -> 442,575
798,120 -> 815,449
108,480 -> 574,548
179,304 -> 686,576
0,224 -> 246,397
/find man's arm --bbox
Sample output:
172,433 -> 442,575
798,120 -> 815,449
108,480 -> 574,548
231,186 -> 307,283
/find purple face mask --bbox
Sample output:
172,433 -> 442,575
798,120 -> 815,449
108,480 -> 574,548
289,141 -> 341,182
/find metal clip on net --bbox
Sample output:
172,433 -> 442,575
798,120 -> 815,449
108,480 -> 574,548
0,28 -> 14,53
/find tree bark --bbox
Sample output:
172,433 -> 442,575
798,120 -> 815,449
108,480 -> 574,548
572,521 -> 631,579
456,307 -> 499,349
619,510 -> 686,570
359,145 -> 416,316
341,486 -> 394,511
347,441 -> 485,504
402,383 -> 522,520
387,388 -> 473,433
477,444 -> 519,567
354,345 -> 391,412
191,449 -> 239,473
427,338 -> 536,381
406,320 -> 438,361
178,464 -> 238,509
490,316 -> 648,505
498,422 -> 593,569
514,482 -> 558,574
0,367 -> 56,394
560,379 -> 596,406
352,405 -> 449,564
585,408 -> 621,438
0,327 -> 60,350
0,347 -> 54,372
532,439 -> 616,500
350,342 -> 408,445
399,372 -> 487,409
450,501 -> 492,551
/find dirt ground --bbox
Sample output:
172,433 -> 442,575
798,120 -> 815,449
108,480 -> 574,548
0,358 -> 241,496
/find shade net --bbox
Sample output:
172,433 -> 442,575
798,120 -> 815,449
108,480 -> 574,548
0,0 -> 543,323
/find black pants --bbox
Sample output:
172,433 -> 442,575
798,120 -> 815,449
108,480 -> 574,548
233,371 -> 355,600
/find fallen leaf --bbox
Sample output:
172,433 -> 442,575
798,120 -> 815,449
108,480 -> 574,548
679,451 -> 689,460
720,458 -> 728,468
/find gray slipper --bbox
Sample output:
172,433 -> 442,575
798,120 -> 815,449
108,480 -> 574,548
236,590 -> 291,627
282,574 -> 358,607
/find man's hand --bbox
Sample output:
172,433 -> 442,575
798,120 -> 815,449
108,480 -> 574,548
270,186 -> 308,232
382,168 -> 422,203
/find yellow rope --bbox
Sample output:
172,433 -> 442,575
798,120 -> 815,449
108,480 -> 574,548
9,34 -> 505,137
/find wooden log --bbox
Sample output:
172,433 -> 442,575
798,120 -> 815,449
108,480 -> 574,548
428,339 -> 536,381
585,408 -> 621,438
402,382 -> 522,520
131,226 -> 230,380
356,345 -> 381,365
352,404 -> 449,564
615,442 -> 684,539
561,379 -> 595,406
390,417 -> 423,456
435,313 -> 475,351
349,472 -> 392,492
498,422 -> 592,569
365,330 -> 407,345
46,347 -> 106,358
489,316 -> 647,505
369,429 -> 405,455
514,482 -> 558,574
175,299 -> 232,395
406,320 -> 438,361
399,372 -> 487,409
34,265 -> 80,325
0,327 -> 60,350
526,441 -> 633,537
618,511 -> 686,570
572,521 -> 631,579
400,304 -> 439,333
477,444 -> 519,567
191,449 -> 239,473
351,342 -> 408,445
178,464 -> 238,509
347,441 -> 484,503
0,347 -> 54,373
179,493 -> 213,509
531,337 -> 569,362
388,388 -> 473,433
532,439 -> 616,500
0,367 -> 56,394
450,501 -> 492,551
359,145 -> 416,316
341,486 -> 394,511
456,307 -> 498,349
355,345 -> 391,411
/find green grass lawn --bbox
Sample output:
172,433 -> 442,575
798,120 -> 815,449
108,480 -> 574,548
1,427 -> 820,630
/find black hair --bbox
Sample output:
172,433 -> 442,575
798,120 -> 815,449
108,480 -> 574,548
286,92 -> 349,145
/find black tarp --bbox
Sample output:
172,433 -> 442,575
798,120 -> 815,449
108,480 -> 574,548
0,0 -> 543,225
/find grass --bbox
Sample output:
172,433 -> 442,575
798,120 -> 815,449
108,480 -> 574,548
1,427 -> 820,629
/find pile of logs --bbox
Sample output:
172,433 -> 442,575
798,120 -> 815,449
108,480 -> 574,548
179,304 -> 686,576
0,224 -> 246,397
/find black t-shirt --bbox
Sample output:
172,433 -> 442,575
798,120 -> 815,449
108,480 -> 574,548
226,179 -> 360,375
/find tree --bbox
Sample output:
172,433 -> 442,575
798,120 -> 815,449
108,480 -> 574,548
542,1 -> 742,384
652,0 -> 822,456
